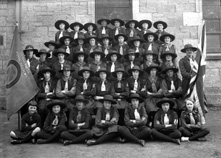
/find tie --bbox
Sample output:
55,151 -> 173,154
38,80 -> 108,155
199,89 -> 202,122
131,62 -> 134,69
189,113 -> 196,124
117,81 -> 121,88
80,46 -> 83,52
60,63 -> 64,70
104,48 -> 108,56
96,64 -> 101,71
170,81 -> 175,91
134,109 -> 140,120
45,82 -> 50,93
102,27 -> 106,34
115,29 -> 119,35
74,32 -> 78,39
76,111 -> 81,123
90,48 -> 93,53
101,81 -> 106,91
83,80 -> 87,91
59,31 -> 63,39
164,114 -> 169,125
144,30 -> 147,34
36,64 -> 39,70
129,30 -> 134,37
135,47 -> 139,52
166,45 -> 169,51
151,80 -> 157,93
105,112 -> 110,121
27,59 -> 30,67
119,46 -> 123,55
52,115 -> 59,126
64,81 -> 68,91
110,62 -> 115,72
66,46 -> 70,54
49,51 -> 53,58
134,79 -> 138,91
148,43 -> 152,50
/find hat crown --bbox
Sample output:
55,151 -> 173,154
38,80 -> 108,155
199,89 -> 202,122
131,65 -> 141,70
115,67 -> 125,72
75,94 -> 85,100
25,45 -> 34,50
103,95 -> 114,100
184,44 -> 194,49
130,93 -> 141,98
127,49 -> 136,54
56,48 -> 66,53
80,66 -> 91,72
28,100 -> 37,106
77,34 -> 85,39
63,64 -> 72,71
39,49 -> 47,53
93,47 -> 103,53
145,50 -> 154,54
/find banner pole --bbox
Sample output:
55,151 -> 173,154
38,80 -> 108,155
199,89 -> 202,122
18,110 -> 21,130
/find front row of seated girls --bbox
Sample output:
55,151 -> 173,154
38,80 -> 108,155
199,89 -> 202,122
10,94 -> 210,146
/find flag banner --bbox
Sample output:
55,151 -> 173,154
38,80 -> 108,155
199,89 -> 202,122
6,25 -> 39,119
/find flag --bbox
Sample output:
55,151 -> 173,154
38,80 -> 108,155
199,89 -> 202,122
5,24 -> 39,119
185,21 -> 207,124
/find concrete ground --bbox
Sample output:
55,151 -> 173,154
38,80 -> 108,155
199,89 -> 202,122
0,107 -> 221,158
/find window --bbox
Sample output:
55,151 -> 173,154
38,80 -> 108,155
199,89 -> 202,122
203,0 -> 221,59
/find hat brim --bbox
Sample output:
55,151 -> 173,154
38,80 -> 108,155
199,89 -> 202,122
55,20 -> 69,30
153,21 -> 168,29
59,36 -> 74,44
78,69 -> 94,77
125,20 -> 138,28
90,51 -> 105,59
97,19 -> 111,25
74,37 -> 85,44
36,52 -> 50,58
47,101 -> 66,110
162,67 -> 178,74
73,52 -> 88,59
44,42 -> 58,48
23,49 -> 38,55
72,99 -> 89,104
38,69 -> 56,78
99,98 -> 117,104
95,70 -> 110,77
59,69 -> 74,73
143,32 -> 158,41
128,68 -> 143,76
99,36 -> 113,43
161,52 -> 177,60
128,39 -> 144,46
143,52 -> 158,58
106,53 -> 122,61
156,99 -> 175,108
181,47 -> 198,53
110,19 -> 125,26
84,23 -> 97,31
114,34 -> 128,41
112,70 -> 127,78
127,96 -> 144,103
53,51 -> 69,57
145,66 -> 161,74
70,23 -> 84,31
159,34 -> 175,42
85,36 -> 98,44
124,53 -> 139,60
138,20 -> 152,29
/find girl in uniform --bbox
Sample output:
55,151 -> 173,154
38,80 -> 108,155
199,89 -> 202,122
59,35 -> 75,62
96,18 -> 111,39
70,22 -> 84,40
138,20 -> 152,41
84,22 -> 97,39
125,20 -> 139,40
44,40 -> 58,67
54,20 -> 70,43
110,18 -> 125,45
85,35 -> 98,63
153,20 -> 167,44
99,34 -> 113,62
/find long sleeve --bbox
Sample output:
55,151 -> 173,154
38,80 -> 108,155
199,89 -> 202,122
80,110 -> 91,129
43,114 -> 53,132
55,80 -> 66,98
179,58 -> 192,79
66,79 -> 77,96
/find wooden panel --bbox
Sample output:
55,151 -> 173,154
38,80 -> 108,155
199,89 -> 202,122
207,34 -> 221,48
203,6 -> 220,19
203,0 -> 220,6
205,20 -> 221,32
96,0 -> 131,8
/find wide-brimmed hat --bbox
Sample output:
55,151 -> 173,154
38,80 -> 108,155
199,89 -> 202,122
128,36 -> 144,46
181,44 -> 198,53
160,51 -> 177,60
161,66 -> 178,74
53,48 -> 69,57
156,97 -> 175,108
127,93 -> 144,103
47,100 -> 66,110
95,67 -> 110,77
27,100 -> 38,107
110,18 -> 125,26
97,18 -> 111,25
138,20 -> 152,29
143,50 -> 157,58
72,95 -> 89,104
99,34 -> 113,43
114,33 -> 128,41
85,34 -> 98,44
59,36 -> 74,44
73,51 -> 88,60
143,32 -> 158,41
78,66 -> 94,77
100,95 -> 117,104
153,20 -> 168,29
90,47 -> 105,59
55,20 -> 69,30
70,22 -> 84,31
59,64 -> 74,73
83,22 -> 97,31
74,34 -> 86,43
125,19 -> 138,28
44,40 -> 58,48
159,32 -> 175,42
124,49 -> 139,60
23,45 -> 38,55
38,66 -> 56,78
145,63 -> 161,74
106,50 -> 122,61
112,67 -> 128,78
128,65 -> 143,76
36,49 -> 50,58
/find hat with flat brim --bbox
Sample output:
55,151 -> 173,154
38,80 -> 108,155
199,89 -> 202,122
153,21 -> 168,29
38,66 -> 56,78
90,48 -> 105,59
78,66 -> 94,77
100,95 -> 117,104
23,45 -> 38,55
97,18 -> 111,25
161,66 -> 178,74
159,32 -> 175,42
127,93 -> 144,103
36,49 -> 50,58
181,44 -> 198,53
44,40 -> 58,48
95,67 -> 110,77
128,65 -> 143,76
110,18 -> 125,26
99,34 -> 113,43
145,64 -> 161,74
114,33 -> 128,41
73,51 -> 88,60
84,22 -> 97,31
53,48 -> 69,57
59,64 -> 74,73
106,50 -> 122,61
143,32 -> 158,41
55,20 -> 69,30
143,50 -> 157,58
74,34 -> 86,44
156,97 -> 175,108
160,51 -> 177,60
47,100 -> 66,110
72,95 -> 89,104
59,36 -> 74,44
125,20 -> 138,29
27,100 -> 38,107
124,49 -> 139,60
85,35 -> 98,44
128,36 -> 144,46
112,67 -> 128,78
138,20 -> 152,29
70,22 -> 84,31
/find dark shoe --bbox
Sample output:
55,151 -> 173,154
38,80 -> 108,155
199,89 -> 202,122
198,137 -> 207,141
139,139 -> 145,147
63,140 -> 72,146
86,139 -> 96,146
37,139 -> 46,144
11,140 -> 22,145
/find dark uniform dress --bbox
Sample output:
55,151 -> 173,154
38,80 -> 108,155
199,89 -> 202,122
179,109 -> 210,141
101,45 -> 112,63
55,30 -> 70,43
47,50 -> 58,67
96,26 -> 111,38
125,28 -> 139,41
13,112 -> 41,139
154,30 -> 166,44
88,61 -> 106,82
52,60 -> 72,80
28,57 -> 40,75
72,62 -> 88,81
124,61 -> 141,74
143,42 -> 160,64
106,61 -> 124,81
140,61 -> 156,79
61,45 -> 75,63
159,44 -> 177,65
111,27 -> 126,46
131,46 -> 145,64
127,77 -> 147,98
85,45 -> 98,63
113,44 -> 129,63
